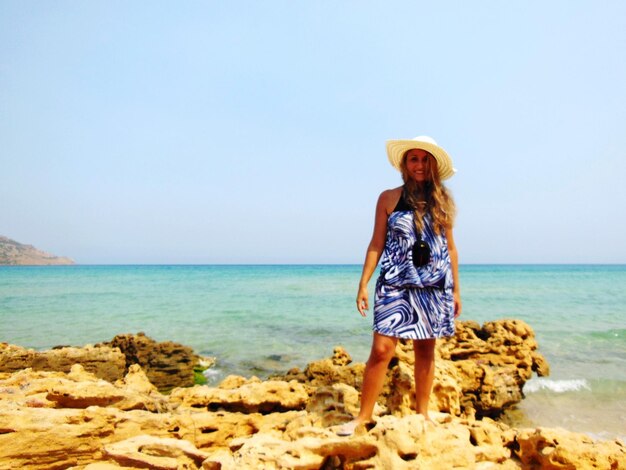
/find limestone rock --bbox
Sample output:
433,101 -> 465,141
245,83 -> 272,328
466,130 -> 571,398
438,319 -> 550,417
0,342 -> 126,382
218,374 -> 261,389
1,333 -> 206,392
0,406 -> 122,469
101,333 -> 200,391
184,411 -> 282,449
104,435 -> 210,469
439,319 -> 550,381
305,384 -> 359,427
2,321 -> 621,470
169,380 -> 310,413
0,364 -> 169,413
516,427 -> 626,469
0,404 -> 202,469
277,319 -> 550,419
47,378 -> 126,408
276,346 -> 365,390
430,359 -> 464,416
221,430 -> 379,470
207,414 -> 504,470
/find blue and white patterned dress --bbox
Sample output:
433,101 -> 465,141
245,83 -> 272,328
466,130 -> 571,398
373,193 -> 455,340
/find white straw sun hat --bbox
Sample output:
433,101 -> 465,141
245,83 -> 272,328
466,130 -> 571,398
386,135 -> 457,180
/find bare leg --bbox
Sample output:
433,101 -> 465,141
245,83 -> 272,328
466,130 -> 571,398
413,338 -> 436,423
358,333 -> 398,421
336,332 -> 397,435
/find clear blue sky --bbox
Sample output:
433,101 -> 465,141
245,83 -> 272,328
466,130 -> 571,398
1,1 -> 625,264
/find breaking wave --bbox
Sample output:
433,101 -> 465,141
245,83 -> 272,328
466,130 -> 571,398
524,378 -> 591,394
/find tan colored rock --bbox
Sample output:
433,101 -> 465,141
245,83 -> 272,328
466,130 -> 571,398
440,319 -> 550,379
0,333 -> 207,392
101,333 -> 200,391
211,414 -> 509,470
0,342 -> 126,381
112,364 -> 171,412
466,417 -> 516,464
104,435 -> 210,470
179,411 -> 265,449
0,364 -> 169,413
516,427 -> 626,469
4,319 -> 544,419
201,449 -> 236,469
305,384 -> 359,428
221,430 -> 380,470
531,350 -> 550,377
383,359 -> 415,417
226,433 -> 326,470
4,321 -> 622,470
169,380 -> 310,413
276,346 -> 365,390
47,379 -> 126,408
114,364 -> 158,395
218,374 -> 260,389
431,359 -> 464,416
0,407 -> 120,469
306,384 -> 359,416
437,319 -> 550,418
0,404 -> 213,469
279,320 -> 550,419
81,463 -> 134,469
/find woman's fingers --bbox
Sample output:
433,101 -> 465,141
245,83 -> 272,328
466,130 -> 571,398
356,285 -> 369,317
356,293 -> 369,317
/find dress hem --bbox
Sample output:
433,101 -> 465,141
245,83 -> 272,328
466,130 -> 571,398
372,327 -> 455,341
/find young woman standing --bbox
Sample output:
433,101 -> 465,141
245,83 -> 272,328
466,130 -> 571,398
338,135 -> 461,436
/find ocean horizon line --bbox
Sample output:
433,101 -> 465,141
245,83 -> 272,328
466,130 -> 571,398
2,262 -> 626,268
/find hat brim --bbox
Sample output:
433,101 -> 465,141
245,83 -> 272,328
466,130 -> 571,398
386,139 -> 456,180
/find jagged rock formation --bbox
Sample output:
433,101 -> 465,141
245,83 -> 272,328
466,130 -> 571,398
275,319 -> 550,419
0,235 -> 74,265
0,333 -> 203,392
0,320 -> 623,469
99,332 -> 202,391
0,343 -> 127,381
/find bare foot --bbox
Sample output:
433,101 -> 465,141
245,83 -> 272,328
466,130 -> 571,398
335,419 -> 364,437
418,414 -> 437,431
424,418 -> 436,428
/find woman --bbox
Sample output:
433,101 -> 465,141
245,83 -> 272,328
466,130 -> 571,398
337,135 -> 461,436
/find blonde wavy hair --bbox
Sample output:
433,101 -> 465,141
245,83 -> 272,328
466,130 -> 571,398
400,152 -> 456,234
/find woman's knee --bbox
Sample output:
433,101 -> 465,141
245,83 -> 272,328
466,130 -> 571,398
368,337 -> 397,363
413,338 -> 436,360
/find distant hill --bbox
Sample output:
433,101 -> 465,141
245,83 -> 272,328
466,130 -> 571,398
0,236 -> 75,265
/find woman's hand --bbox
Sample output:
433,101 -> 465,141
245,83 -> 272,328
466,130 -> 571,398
355,189 -> 394,319
453,291 -> 462,318
446,227 -> 461,319
356,285 -> 369,317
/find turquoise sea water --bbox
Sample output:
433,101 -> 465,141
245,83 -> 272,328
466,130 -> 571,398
1,264 -> 625,440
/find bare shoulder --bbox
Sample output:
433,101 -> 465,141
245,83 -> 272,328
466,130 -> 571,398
378,186 -> 403,214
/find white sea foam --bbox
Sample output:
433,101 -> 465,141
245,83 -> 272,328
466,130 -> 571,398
203,368 -> 221,377
586,431 -> 626,442
524,378 -> 591,394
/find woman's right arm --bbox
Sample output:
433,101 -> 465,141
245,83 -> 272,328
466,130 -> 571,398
356,190 -> 394,317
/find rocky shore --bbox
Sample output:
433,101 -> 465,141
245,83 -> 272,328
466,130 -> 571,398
1,320 -> 624,469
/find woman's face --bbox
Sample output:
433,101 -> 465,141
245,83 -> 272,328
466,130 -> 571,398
404,149 -> 432,183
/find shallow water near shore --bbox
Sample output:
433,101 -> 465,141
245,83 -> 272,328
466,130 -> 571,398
1,264 -> 625,440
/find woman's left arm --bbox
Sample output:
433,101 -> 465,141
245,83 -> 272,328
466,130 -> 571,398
446,227 -> 462,318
